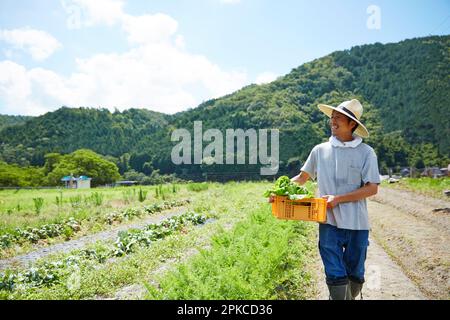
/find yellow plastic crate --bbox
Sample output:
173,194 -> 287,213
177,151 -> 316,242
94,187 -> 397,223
272,195 -> 327,223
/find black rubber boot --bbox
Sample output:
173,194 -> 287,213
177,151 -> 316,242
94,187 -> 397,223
349,280 -> 363,300
327,284 -> 352,300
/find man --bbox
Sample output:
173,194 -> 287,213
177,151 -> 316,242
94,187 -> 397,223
291,99 -> 380,300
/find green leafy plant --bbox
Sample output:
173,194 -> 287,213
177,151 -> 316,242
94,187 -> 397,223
55,191 -> 64,211
0,211 -> 206,292
0,218 -> 81,249
69,196 -> 82,208
138,188 -> 147,202
187,183 -> 209,192
113,211 -> 206,256
155,184 -> 166,200
104,199 -> 189,225
91,192 -> 104,206
122,189 -> 132,204
32,198 -> 44,214
145,205 -> 315,300
62,225 -> 74,240
0,234 -> 14,249
55,196 -> 61,207
263,176 -> 314,200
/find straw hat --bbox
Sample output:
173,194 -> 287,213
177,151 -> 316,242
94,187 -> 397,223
318,99 -> 369,138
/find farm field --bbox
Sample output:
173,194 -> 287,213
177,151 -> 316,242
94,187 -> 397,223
0,181 -> 318,300
0,184 -> 193,258
1,178 -> 449,300
381,177 -> 450,200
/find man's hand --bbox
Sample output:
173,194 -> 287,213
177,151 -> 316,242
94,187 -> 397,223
322,195 -> 339,208
268,195 -> 275,203
327,183 -> 378,206
321,183 -> 378,209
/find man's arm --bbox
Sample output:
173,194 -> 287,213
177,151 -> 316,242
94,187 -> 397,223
323,182 -> 378,208
291,171 -> 310,186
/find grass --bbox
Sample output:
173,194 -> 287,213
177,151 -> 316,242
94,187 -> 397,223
381,177 -> 450,199
0,184 -> 198,258
0,182 -> 270,299
0,185 -> 188,234
187,182 -> 209,192
0,212 -> 207,297
145,205 -> 316,300
0,182 -> 319,300
0,199 -> 189,258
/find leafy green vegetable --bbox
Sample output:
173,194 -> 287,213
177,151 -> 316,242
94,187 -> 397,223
0,211 -> 207,292
264,176 -> 315,200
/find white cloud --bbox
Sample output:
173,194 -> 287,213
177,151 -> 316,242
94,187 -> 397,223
255,72 -> 278,84
61,0 -> 125,28
0,44 -> 248,115
63,1 -> 178,45
0,27 -> 62,61
121,13 -> 178,45
175,35 -> 186,49
0,1 -> 250,116
0,61 -> 48,115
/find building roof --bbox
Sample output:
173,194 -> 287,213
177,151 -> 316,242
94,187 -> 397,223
61,175 -> 92,181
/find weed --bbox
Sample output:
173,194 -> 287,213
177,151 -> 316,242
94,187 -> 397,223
138,188 -> 147,203
187,183 -> 209,192
69,196 -> 82,208
32,198 -> 44,215
91,192 -> 104,206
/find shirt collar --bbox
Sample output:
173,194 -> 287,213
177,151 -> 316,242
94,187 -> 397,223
329,135 -> 362,148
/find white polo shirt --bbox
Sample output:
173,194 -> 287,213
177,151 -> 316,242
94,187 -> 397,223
301,136 -> 381,230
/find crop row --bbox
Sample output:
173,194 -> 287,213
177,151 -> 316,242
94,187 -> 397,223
0,218 -> 81,249
0,211 -> 206,293
103,200 -> 189,224
0,199 -> 190,250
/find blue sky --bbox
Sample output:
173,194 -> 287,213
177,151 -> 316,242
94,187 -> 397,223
0,0 -> 449,116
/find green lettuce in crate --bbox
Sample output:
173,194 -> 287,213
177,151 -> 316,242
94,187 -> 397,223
264,176 -> 315,200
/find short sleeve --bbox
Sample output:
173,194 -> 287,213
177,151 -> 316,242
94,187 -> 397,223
362,148 -> 381,185
301,147 -> 317,180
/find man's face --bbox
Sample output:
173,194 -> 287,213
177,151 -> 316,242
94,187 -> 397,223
330,110 -> 356,136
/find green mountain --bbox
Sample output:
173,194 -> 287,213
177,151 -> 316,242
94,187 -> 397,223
0,115 -> 33,131
0,35 -> 448,178
0,108 -> 170,167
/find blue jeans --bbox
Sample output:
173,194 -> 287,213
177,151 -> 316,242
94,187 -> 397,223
318,223 -> 369,285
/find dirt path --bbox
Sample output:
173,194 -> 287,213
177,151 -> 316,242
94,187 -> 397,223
371,187 -> 450,234
367,199 -> 449,299
0,208 -> 186,271
314,186 -> 449,300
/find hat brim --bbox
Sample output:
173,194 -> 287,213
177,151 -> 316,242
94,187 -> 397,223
318,104 -> 369,138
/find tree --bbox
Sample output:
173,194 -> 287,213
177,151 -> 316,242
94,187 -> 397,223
0,161 -> 45,187
45,149 -> 121,186
43,153 -> 62,174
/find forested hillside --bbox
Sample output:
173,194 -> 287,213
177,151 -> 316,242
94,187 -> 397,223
0,35 -> 448,183
0,115 -> 32,131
